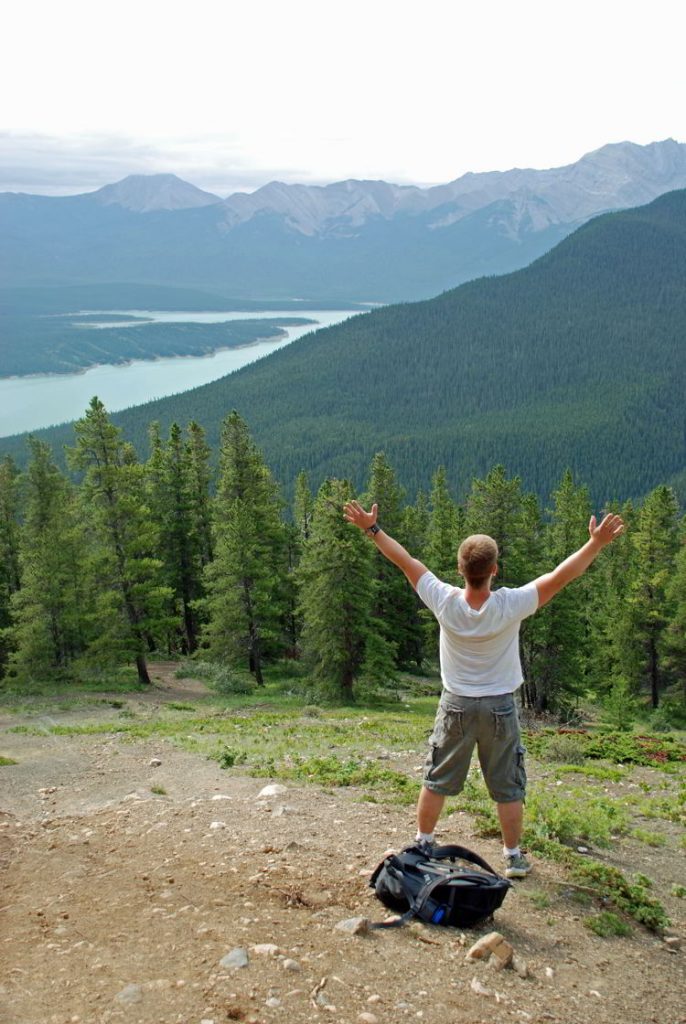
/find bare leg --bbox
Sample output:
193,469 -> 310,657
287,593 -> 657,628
497,800 -> 523,849
417,786 -> 446,835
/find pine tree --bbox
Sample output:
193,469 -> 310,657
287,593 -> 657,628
7,439 -> 88,680
67,397 -> 172,684
465,465 -> 530,587
364,452 -> 422,669
201,411 -> 287,683
663,534 -> 686,703
626,486 -> 681,707
425,467 -> 461,582
0,456 -> 22,677
298,479 -> 373,700
146,422 -> 207,653
526,471 -> 591,712
185,421 -> 214,568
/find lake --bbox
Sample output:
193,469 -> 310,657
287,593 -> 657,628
0,309 -> 362,437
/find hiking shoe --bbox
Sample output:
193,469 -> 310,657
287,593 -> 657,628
504,852 -> 532,879
415,838 -> 435,857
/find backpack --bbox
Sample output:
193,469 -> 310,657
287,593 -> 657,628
368,843 -> 511,929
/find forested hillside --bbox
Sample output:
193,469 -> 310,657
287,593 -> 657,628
4,190 -> 684,505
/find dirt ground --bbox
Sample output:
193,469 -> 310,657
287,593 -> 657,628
1,666 -> 684,1024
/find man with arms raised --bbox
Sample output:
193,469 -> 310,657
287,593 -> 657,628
343,499 -> 624,878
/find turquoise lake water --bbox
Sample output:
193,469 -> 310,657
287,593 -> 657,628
0,309 -> 362,438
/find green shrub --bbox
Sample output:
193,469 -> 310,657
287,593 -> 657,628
0,756 -> 18,766
584,911 -> 632,937
540,733 -> 587,765
602,679 -> 638,732
671,884 -> 686,899
583,731 -> 686,767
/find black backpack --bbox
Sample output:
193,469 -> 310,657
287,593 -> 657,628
369,844 -> 511,929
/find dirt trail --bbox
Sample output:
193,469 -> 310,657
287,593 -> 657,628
0,669 -> 684,1024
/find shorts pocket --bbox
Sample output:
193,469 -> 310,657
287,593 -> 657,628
431,707 -> 464,747
492,705 -> 516,739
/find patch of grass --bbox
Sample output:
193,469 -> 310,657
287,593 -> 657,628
553,764 -> 627,782
671,884 -> 686,899
0,755 -> 18,766
167,702 -> 195,712
150,785 -> 167,796
527,891 -> 551,910
630,828 -> 667,847
634,786 -> 686,826
528,837 -> 668,931
584,911 -> 632,937
254,754 -> 416,802
526,786 -> 629,848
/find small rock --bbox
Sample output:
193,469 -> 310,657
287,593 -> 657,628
266,997 -> 281,1008
470,977 -> 492,997
465,931 -> 513,967
511,955 -> 529,979
209,821 -> 226,830
115,983 -> 143,1005
358,1013 -> 379,1024
589,990 -> 602,998
251,943 -> 281,957
220,948 -> 249,969
664,936 -> 681,949
211,794 -> 232,801
316,991 -> 332,1007
544,967 -> 555,979
258,784 -> 288,798
149,758 -> 162,767
335,916 -> 370,936
282,958 -> 301,972
273,804 -> 296,817
367,994 -> 382,1003
577,846 -> 589,854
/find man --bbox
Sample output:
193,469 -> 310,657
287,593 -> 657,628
343,499 -> 624,878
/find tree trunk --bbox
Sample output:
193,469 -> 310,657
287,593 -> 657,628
136,654 -> 151,685
649,636 -> 660,708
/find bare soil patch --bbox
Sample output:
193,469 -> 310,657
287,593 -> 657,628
1,670 -> 684,1024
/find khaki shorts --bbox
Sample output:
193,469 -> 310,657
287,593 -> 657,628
423,691 -> 526,802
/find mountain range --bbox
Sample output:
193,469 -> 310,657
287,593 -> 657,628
3,189 -> 685,506
2,140 -> 686,302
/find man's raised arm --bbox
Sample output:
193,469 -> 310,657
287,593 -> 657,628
533,512 -> 625,609
343,500 -> 428,590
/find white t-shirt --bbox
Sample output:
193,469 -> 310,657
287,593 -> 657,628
416,571 -> 539,696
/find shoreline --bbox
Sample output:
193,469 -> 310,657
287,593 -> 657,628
0,329 -> 293,382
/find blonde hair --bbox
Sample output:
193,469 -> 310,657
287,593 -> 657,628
458,534 -> 498,587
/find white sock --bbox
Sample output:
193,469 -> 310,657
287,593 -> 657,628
503,845 -> 521,858
416,831 -> 434,843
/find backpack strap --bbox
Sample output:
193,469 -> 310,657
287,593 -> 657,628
424,844 -> 501,876
369,870 -> 452,930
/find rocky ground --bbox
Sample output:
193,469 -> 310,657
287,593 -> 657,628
0,667 -> 684,1024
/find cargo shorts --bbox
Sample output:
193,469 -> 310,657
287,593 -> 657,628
423,691 -> 527,803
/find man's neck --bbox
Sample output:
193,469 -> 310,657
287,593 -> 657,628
464,582 -> 493,610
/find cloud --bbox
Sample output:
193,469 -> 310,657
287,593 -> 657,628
0,131 -> 342,197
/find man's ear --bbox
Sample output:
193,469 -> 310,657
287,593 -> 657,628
491,563 -> 498,577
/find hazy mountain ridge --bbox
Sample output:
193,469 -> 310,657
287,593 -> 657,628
2,139 -> 685,301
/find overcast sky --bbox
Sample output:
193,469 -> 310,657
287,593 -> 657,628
3,0 -> 685,196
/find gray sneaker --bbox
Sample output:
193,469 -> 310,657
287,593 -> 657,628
415,838 -> 435,857
504,852 -> 532,879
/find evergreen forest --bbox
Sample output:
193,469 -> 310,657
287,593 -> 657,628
1,401 -> 684,728
3,190 -> 685,506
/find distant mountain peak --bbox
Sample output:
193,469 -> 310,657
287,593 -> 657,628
91,173 -> 222,212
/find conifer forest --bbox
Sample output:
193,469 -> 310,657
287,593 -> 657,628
1,398 -> 684,723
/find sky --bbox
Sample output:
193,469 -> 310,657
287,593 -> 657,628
2,0 -> 685,196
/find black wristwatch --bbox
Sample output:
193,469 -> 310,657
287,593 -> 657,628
366,523 -> 381,536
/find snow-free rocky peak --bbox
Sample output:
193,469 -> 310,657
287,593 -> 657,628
91,173 -> 222,212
